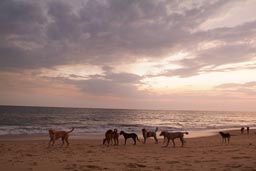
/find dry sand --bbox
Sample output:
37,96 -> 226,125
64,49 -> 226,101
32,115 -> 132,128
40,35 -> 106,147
0,129 -> 256,171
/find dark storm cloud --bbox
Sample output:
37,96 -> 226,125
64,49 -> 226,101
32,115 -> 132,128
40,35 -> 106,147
0,0 -> 45,36
71,65 -> 143,96
75,78 -> 142,97
158,19 -> 256,78
1,0 -> 245,71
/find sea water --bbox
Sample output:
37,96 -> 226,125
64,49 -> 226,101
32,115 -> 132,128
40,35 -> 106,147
0,105 -> 255,136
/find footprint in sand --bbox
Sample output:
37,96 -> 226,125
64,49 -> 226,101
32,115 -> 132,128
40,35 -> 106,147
166,160 -> 180,164
31,161 -> 38,166
85,164 -> 102,169
126,163 -> 146,168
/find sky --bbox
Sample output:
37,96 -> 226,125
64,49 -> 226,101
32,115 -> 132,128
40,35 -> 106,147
0,0 -> 256,111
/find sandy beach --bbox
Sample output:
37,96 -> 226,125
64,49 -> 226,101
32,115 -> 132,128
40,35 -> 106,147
0,129 -> 256,171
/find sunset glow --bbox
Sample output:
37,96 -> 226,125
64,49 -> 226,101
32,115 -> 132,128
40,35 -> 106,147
0,0 -> 256,111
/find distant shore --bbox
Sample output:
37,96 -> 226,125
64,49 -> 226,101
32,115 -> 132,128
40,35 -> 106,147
0,129 -> 255,171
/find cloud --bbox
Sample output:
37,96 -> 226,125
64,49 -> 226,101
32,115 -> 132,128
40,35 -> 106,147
0,0 -> 240,71
216,81 -> 256,89
215,81 -> 256,96
64,68 -> 144,97
1,0 -> 256,110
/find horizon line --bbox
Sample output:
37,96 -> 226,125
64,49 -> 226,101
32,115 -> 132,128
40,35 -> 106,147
0,104 -> 255,113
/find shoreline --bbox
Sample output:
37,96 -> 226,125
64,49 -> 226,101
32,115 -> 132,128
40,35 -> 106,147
0,128 -> 251,141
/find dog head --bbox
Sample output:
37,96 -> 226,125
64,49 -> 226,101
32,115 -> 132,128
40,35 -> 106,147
120,131 -> 124,135
48,129 -> 56,137
142,128 -> 146,133
49,129 -> 56,133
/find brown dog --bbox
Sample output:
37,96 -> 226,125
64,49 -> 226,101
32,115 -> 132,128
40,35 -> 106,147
219,132 -> 231,143
160,130 -> 169,144
113,129 -> 119,145
103,129 -> 114,145
120,131 -> 140,145
48,128 -> 74,147
142,127 -> 158,144
103,129 -> 120,146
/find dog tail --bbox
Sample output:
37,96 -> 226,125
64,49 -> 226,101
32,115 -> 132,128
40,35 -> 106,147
155,127 -> 158,132
68,127 -> 75,133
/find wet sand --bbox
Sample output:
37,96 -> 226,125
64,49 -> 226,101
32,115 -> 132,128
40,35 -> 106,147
0,129 -> 256,171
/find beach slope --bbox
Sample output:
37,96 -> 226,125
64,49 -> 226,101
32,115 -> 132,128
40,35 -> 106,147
0,130 -> 256,171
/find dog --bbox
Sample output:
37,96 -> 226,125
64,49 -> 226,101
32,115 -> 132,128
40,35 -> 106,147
113,129 -> 119,145
240,127 -> 245,134
142,127 -> 158,144
159,130 -> 169,144
219,132 -> 231,143
103,129 -> 119,145
159,131 -> 188,147
103,129 -> 114,145
48,127 -> 74,147
246,127 -> 250,134
120,131 -> 140,145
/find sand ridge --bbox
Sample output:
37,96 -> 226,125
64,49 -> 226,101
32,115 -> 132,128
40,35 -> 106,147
0,130 -> 256,171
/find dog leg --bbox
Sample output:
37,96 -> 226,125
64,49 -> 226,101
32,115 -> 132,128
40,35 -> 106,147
172,139 -> 175,148
154,136 -> 158,144
133,137 -> 136,145
61,137 -> 65,147
165,139 -> 170,147
65,138 -> 69,147
163,137 -> 166,144
52,139 -> 56,146
142,134 -> 146,144
180,137 -> 184,147
48,139 -> 52,147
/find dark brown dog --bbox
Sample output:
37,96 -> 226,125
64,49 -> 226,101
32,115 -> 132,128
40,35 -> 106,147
48,128 -> 74,147
103,129 -> 119,145
219,132 -> 231,143
246,127 -> 250,134
120,131 -> 139,145
103,129 -> 114,145
241,127 -> 245,134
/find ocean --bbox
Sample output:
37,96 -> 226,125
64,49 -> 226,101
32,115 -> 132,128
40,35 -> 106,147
0,105 -> 255,137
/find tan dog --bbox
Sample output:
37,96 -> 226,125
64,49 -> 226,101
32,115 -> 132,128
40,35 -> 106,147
160,131 -> 188,147
113,129 -> 119,145
48,128 -> 74,147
